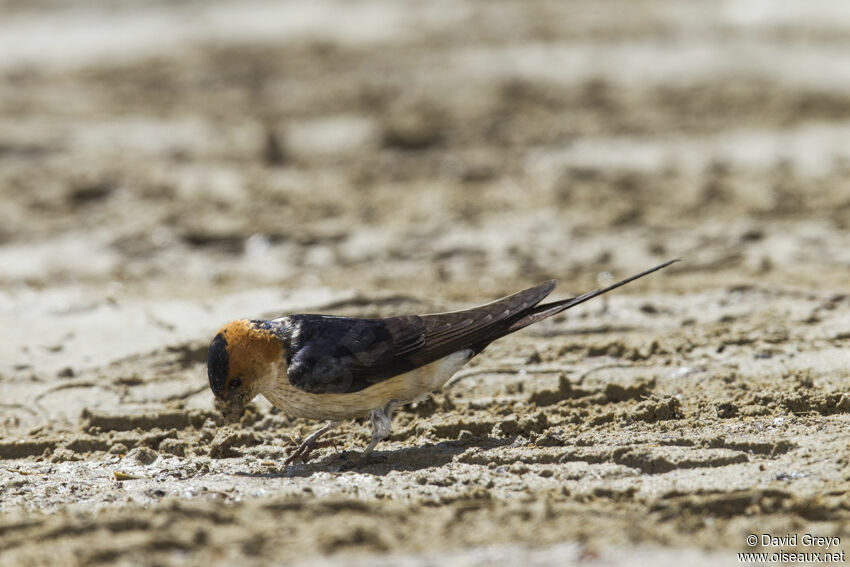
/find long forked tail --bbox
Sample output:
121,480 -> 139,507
505,258 -> 681,333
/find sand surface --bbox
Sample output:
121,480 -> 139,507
2,1 -> 850,565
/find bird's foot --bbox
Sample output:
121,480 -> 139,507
283,438 -> 337,465
283,420 -> 340,466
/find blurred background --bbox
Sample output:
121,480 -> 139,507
2,0 -> 850,308
3,2 -> 850,566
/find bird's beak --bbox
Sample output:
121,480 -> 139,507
214,394 -> 246,424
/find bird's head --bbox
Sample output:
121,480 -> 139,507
207,319 -> 284,423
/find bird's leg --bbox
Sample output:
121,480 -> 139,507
363,402 -> 397,457
284,420 -> 339,465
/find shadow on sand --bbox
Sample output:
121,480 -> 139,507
233,436 -> 515,478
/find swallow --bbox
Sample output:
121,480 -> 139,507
207,258 -> 679,464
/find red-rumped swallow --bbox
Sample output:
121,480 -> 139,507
208,259 -> 678,464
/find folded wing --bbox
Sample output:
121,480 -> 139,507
285,280 -> 557,394
285,258 -> 679,395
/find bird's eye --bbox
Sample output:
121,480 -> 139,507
229,377 -> 242,390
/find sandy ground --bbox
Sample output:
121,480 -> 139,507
2,1 -> 850,565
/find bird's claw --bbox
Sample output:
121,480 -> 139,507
283,438 -> 337,465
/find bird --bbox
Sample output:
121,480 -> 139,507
207,258 -> 679,465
